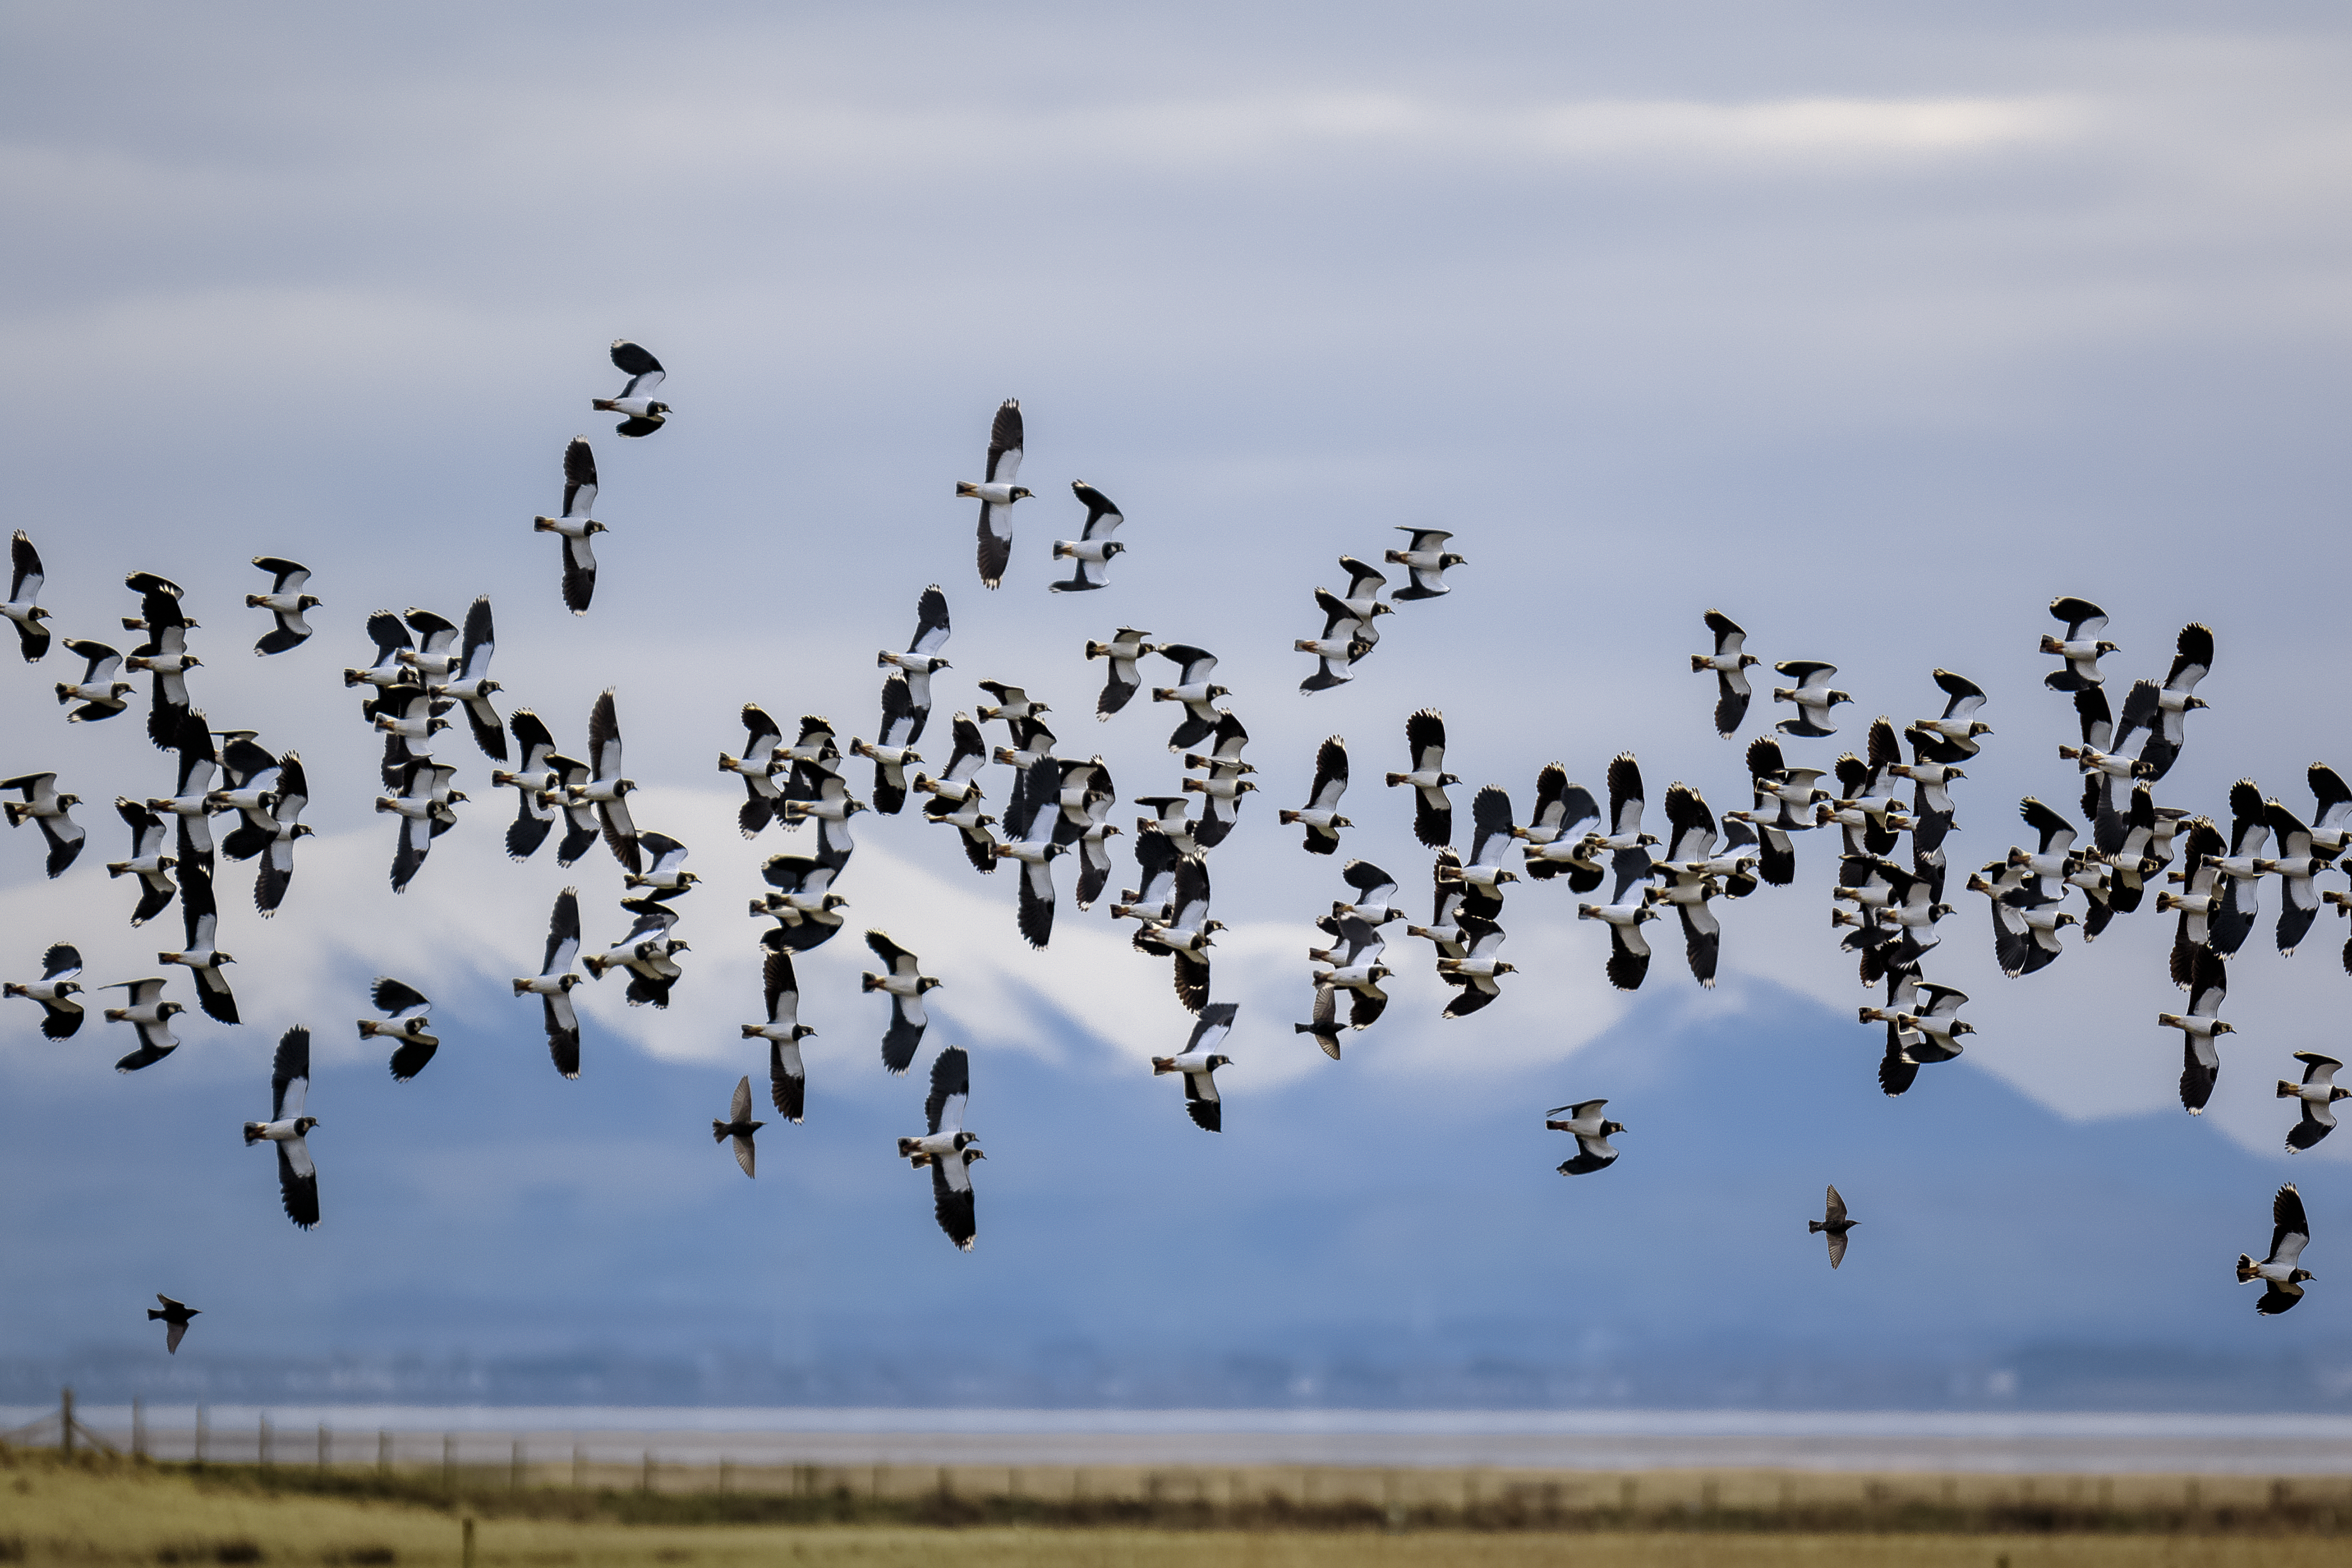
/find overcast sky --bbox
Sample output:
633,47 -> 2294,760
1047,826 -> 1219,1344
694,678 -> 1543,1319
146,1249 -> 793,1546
2,3 -> 2350,1381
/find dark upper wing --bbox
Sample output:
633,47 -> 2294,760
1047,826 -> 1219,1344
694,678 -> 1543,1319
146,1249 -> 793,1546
908,584 -> 951,656
983,399 -> 1023,481
269,1026 -> 310,1121
925,1045 -> 971,1135
1405,708 -> 1446,770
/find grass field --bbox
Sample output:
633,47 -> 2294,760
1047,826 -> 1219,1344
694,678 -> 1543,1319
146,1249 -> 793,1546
4,1447 -> 2348,1568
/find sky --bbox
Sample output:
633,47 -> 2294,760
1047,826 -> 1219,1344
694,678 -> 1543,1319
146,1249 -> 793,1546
1,2 -> 2350,1404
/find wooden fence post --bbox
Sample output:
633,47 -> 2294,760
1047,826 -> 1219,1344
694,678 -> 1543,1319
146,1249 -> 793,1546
60,1388 -> 73,1458
259,1414 -> 272,1470
318,1423 -> 329,1472
379,1430 -> 391,1475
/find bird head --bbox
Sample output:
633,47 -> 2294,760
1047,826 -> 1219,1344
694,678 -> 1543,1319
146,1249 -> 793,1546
2333,1086 -> 2352,1104
294,824 -> 317,840
1602,1119 -> 1627,1136
965,1146 -> 987,1162
1103,543 -> 1126,559
1011,486 -> 1034,501
2055,913 -> 2078,927
1494,961 -> 1519,975
57,793 -> 81,810
586,521 -> 609,535
649,402 -> 671,416
823,894 -> 849,911
2186,696 -> 2210,711
1206,1054 -> 1233,1071
918,976 -> 945,992
845,798 -> 869,815
2291,1268 -> 2316,1284
2096,640 -> 2119,655
1951,1021 -> 1977,1037
294,1116 -> 320,1135
1209,685 -> 1231,700
794,1024 -> 817,1041
53,980 -> 81,998
2214,1021 -> 2237,1035
1739,652 -> 1759,668
299,595 -> 321,611
559,973 -> 581,992
158,1001 -> 186,1019
1206,919 -> 1228,934
1497,870 -> 1519,884
1829,690 -> 1853,706
1368,965 -> 1394,982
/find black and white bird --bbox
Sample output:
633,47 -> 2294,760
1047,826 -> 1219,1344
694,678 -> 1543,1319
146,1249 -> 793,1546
753,851 -> 850,952
1150,645 -> 1228,754
360,978 -> 439,1081
1647,783 -> 1730,987
157,864 -> 238,1024
344,610 -> 412,715
2158,947 -> 2233,1114
960,399 -> 1031,589
543,753 -> 608,871
1084,628 -> 1155,719
149,1293 -> 201,1354
1134,855 -> 1217,1014
1862,975 -> 1975,1067
917,717 -> 999,873
1308,915 -> 1391,1031
1808,1185 -> 1856,1270
1408,854 -> 1473,962
55,639 -> 132,722
2238,1183 -> 2315,1316
585,898 -> 689,1009
1332,858 -> 1408,927
1856,972 -> 1948,1097
397,605 -> 461,686
103,977 -> 185,1073
1771,661 -> 1852,738
863,930 -> 941,1074
2159,820 -> 2229,985
718,705 -> 789,838
1577,831 -> 1662,993
2,531 -> 51,661
1435,913 -> 1513,1018
2112,623 -> 2214,782
2041,596 -> 2117,691
2307,764 -> 2352,858
532,436 -> 608,614
1047,758 -> 1119,908
1385,708 -> 1458,848
4,943 -> 83,1039
1386,527 -> 1464,599
3,772 -> 84,879
426,597 -> 504,761
1131,795 -> 1202,861
594,339 -> 669,436
2281,1053 -> 2348,1152
1281,736 -> 1351,854
1296,575 -> 1381,694
1546,1099 -> 1625,1176
625,832 -> 698,896
992,758 -> 1067,947
241,1027 -> 319,1229
746,942 -> 813,1124
1050,483 -> 1126,591
246,558 -> 319,656
1912,669 -> 1992,759
975,681 -> 1049,725
1691,610 -> 1760,738
512,887 -> 585,1078
376,759 -> 463,894
1972,870 -> 2076,978
570,689 -> 641,873
713,1076 -> 764,1178
207,737 -> 283,866
875,586 -> 952,743
853,676 -> 925,817
1439,784 -> 1519,894
1111,823 -> 1184,923
1152,1002 -> 1235,1131
1730,737 -> 1830,887
107,799 -> 178,926
1513,765 -> 1605,888
2204,780 -> 2272,959
2258,799 -> 2328,956
126,580 -> 200,750
492,711 -> 562,860
1184,717 -> 1257,852
899,1045 -> 983,1251
371,685 -> 450,791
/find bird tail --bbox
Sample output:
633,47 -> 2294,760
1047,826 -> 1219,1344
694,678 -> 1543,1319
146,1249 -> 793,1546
1278,810 -> 1300,825
1150,1056 -> 1176,1075
2278,1080 -> 2298,1098
711,1120 -> 730,1144
592,398 -> 620,412
582,956 -> 608,979
2236,1254 -> 2259,1282
895,1136 -> 922,1159
511,978 -> 532,996
146,1308 -> 167,1321
1807,1220 -> 1826,1234
242,1122 -> 265,1146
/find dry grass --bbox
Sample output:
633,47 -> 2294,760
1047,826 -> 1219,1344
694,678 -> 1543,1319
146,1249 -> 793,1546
2,1449 -> 2347,1568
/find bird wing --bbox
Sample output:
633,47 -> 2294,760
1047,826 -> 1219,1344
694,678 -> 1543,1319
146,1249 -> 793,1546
865,929 -> 915,971
2167,622 -> 2214,692
1342,858 -> 1397,905
762,946 -> 799,1026
1824,1184 -> 1847,1223
1468,785 -> 1515,869
2049,596 -> 2107,636
610,339 -> 666,395
926,1045 -> 970,1135
1606,753 -> 1645,837
1405,708 -> 1447,772
1663,782 -> 1716,862
270,1026 -> 310,1121
1933,668 -> 1986,719
276,1139 -> 319,1228
983,399 -> 1023,484
560,436 -> 598,516
544,888 -> 582,975
1308,737 -> 1349,811
588,689 -> 623,782
371,976 -> 430,1019
2270,1183 -> 2311,1267
909,583 -> 952,656
729,1073 -> 754,1126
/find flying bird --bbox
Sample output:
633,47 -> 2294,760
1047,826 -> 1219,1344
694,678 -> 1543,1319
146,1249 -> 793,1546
158,864 -> 238,1024
713,1076 -> 764,1178
1050,483 -> 1126,591
746,942 -> 814,1123
1151,645 -> 1228,753
1385,708 -> 1458,848
571,689 -> 641,873
2041,597 -> 2116,691
512,887 -> 585,1078
960,399 -> 1030,588
2,532 -> 51,661
584,898 -> 689,1009
4,943 -> 83,1038
107,800 -> 178,926
1513,765 -> 1604,888
126,580 -> 200,750
532,437 -> 608,614
899,1046 -> 983,1251
2281,1053 -> 2349,1152
149,1295 -> 199,1355
1808,1185 -> 1857,1269
1435,913 -> 1514,1018
427,596 -> 505,761
246,558 -> 319,655
917,715 -> 999,872
875,585 -> 952,743
1771,661 -> 1851,738
1134,855 -> 1217,1014
1084,627 -> 1155,719
625,832 -> 697,897
2,772 -> 85,878
1281,737 -> 1351,854
1308,915 -> 1391,1031
1152,1002 -> 1236,1131
1691,610 -> 1759,738
863,930 -> 942,1074
853,676 -> 924,817
2112,623 -> 2215,781
594,339 -> 669,436
359,978 -> 439,1082
242,1027 -> 320,1229
2203,780 -> 2272,959
993,759 -> 1068,947
103,977 -> 185,1073
2259,799 -> 2327,956
1296,573 -> 1381,693
753,852 -> 850,952
2237,1183 -> 2315,1315
492,711 -> 562,859
718,705 -> 789,837
1546,1099 -> 1625,1175
55,638 -> 133,721
376,758 -> 464,893
2158,947 -> 2233,1114
1386,527 -> 1464,599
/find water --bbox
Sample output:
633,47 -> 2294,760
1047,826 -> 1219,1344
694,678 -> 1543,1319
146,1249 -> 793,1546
12,1405 -> 2352,1472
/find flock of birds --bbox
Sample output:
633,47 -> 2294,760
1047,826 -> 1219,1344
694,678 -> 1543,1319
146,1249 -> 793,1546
0,341 -> 2333,1364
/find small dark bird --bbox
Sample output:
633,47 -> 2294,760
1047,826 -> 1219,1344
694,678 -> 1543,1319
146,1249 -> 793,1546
242,1026 -> 320,1229
1808,1184 -> 1857,1268
713,1075 -> 764,1178
149,1293 -> 200,1354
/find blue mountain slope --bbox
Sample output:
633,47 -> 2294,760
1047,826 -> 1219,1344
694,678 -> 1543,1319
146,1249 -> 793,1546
0,975 -> 2340,1408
